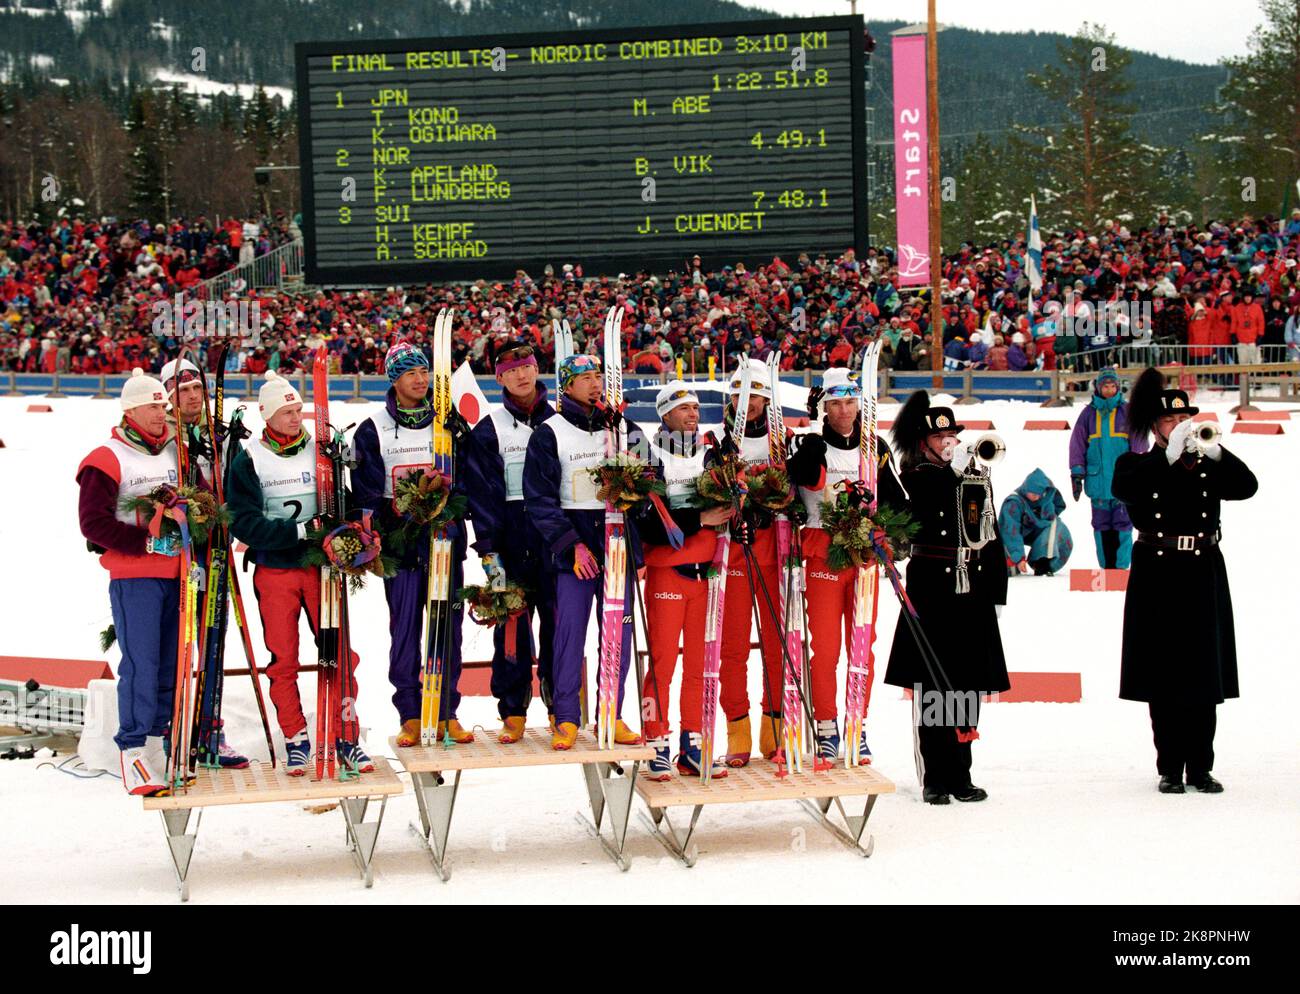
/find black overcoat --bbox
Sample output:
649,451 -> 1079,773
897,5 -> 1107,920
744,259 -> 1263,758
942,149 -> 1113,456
883,462 -> 1011,694
1112,445 -> 1258,703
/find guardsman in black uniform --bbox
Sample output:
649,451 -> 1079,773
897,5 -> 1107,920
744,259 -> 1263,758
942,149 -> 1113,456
884,391 -> 1009,805
1113,369 -> 1258,795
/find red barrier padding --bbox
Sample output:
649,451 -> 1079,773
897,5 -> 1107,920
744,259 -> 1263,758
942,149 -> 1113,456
1068,568 -> 1130,592
0,656 -> 114,688
458,662 -> 538,698
27,404 -> 52,413
902,672 -> 1081,703
1231,421 -> 1284,435
995,672 -> 1082,703
1023,420 -> 1070,430
1192,412 -> 1219,422
1235,410 -> 1292,421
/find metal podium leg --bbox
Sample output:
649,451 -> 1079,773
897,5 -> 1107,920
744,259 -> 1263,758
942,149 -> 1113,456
340,794 -> 387,887
160,807 -> 202,902
575,761 -> 638,871
799,793 -> 879,858
639,803 -> 704,867
408,769 -> 459,882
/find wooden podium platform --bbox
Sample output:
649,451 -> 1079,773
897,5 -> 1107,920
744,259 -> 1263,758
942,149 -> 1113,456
636,761 -> 895,866
389,727 -> 654,880
143,758 -> 402,901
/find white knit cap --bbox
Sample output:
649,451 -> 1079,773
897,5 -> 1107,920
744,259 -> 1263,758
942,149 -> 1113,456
120,368 -> 168,411
820,366 -> 861,398
1011,332 -> 1026,344
727,358 -> 771,399
655,380 -> 699,419
159,356 -> 201,393
258,372 -> 303,421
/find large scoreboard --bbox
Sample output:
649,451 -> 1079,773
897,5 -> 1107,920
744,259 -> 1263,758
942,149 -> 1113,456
295,16 -> 866,284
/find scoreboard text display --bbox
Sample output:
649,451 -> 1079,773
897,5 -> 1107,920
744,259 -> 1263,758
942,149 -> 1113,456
295,16 -> 866,284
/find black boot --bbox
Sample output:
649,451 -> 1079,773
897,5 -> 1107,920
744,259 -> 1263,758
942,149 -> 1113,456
1158,775 -> 1185,794
952,785 -> 989,802
1186,773 -> 1223,793
922,787 -> 951,805
1030,557 -> 1053,576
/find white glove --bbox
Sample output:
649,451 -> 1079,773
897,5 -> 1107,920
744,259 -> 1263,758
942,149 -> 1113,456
950,441 -> 974,474
1202,440 -> 1223,461
995,605 -> 1003,618
1166,419 -> 1196,464
296,522 -> 308,540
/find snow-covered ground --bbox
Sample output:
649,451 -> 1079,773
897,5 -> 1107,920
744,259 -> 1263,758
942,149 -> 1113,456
0,390 -> 1296,904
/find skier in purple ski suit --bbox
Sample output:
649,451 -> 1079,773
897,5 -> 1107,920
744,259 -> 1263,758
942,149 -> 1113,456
1068,368 -> 1148,569
463,343 -> 558,743
351,342 -> 469,745
522,353 -> 646,751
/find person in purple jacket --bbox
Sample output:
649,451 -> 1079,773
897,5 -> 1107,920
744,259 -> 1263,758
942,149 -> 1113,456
351,342 -> 470,747
1007,332 -> 1031,370
464,343 -> 557,743
522,353 -> 647,751
1068,368 -> 1148,568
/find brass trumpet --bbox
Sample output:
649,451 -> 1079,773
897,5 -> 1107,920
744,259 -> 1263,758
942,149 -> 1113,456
1194,423 -> 1221,446
959,432 -> 1007,469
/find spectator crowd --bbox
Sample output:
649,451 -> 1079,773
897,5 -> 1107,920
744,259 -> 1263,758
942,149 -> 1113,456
3,208 -> 1299,378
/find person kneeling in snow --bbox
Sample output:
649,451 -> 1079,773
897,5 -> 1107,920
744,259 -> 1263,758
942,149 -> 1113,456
999,468 -> 1073,576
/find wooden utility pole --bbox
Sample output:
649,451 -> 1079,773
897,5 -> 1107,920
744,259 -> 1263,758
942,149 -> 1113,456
927,0 -> 943,387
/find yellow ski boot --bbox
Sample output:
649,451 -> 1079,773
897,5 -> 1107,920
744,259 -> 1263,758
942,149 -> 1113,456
498,716 -> 526,744
725,715 -> 752,767
613,719 -> 643,746
759,712 -> 784,762
437,719 -> 475,744
551,721 -> 579,751
395,719 -> 421,748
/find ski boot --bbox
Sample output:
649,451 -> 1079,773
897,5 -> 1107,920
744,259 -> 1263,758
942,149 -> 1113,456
854,730 -> 872,765
498,716 -> 527,744
216,723 -> 249,769
643,736 -> 673,781
551,721 -> 579,751
724,715 -> 752,767
285,729 -> 311,776
159,735 -> 195,786
758,712 -> 784,761
814,719 -> 841,766
437,719 -> 475,744
395,719 -> 421,748
120,746 -> 168,797
676,730 -> 728,779
614,719 -> 642,746
336,739 -> 374,774
144,735 -> 167,775
952,784 -> 988,802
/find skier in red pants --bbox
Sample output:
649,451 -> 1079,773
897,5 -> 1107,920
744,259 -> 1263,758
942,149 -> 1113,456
639,382 -> 732,779
787,368 -> 907,761
226,373 -> 370,775
712,359 -> 786,767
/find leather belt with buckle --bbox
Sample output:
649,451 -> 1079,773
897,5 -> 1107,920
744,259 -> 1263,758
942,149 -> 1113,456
1136,530 -> 1221,551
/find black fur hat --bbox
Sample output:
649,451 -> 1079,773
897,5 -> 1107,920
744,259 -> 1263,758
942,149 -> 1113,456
891,390 -> 965,452
1128,367 -> 1199,440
